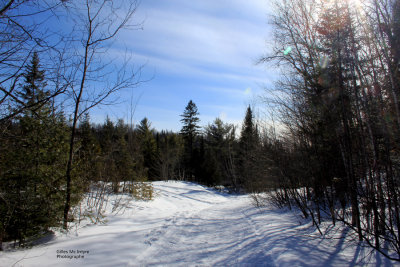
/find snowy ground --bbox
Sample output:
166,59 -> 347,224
1,181 -> 398,266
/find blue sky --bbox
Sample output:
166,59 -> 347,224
92,0 -> 275,132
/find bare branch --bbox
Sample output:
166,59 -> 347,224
0,0 -> 15,17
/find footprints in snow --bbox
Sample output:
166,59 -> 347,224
143,213 -> 182,246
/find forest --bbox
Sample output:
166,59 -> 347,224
1,0 -> 400,263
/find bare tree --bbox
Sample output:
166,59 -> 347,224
260,0 -> 400,261
62,0 -> 142,230
0,1 -> 69,122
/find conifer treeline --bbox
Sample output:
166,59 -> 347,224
0,52 -> 265,249
177,100 -> 265,192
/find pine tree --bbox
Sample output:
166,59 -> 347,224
180,100 -> 200,179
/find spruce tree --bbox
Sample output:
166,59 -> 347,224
238,106 -> 260,190
180,100 -> 200,180
17,52 -> 49,113
0,53 -> 68,247
137,118 -> 158,180
76,113 -> 101,186
97,117 -> 122,192
203,118 -> 236,186
114,119 -> 135,184
156,131 -> 184,180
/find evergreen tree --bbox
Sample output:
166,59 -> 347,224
202,118 -> 236,187
76,113 -> 101,186
0,53 -> 68,247
97,117 -> 119,190
199,144 -> 221,186
17,52 -> 49,113
180,100 -> 200,179
96,117 -> 135,192
114,119 -> 135,183
156,131 -> 184,180
238,106 -> 260,190
137,118 -> 158,180
240,106 -> 258,152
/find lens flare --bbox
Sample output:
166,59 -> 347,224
283,46 -> 292,55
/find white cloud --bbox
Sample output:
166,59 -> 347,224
123,52 -> 271,85
118,0 -> 273,80
106,0 -> 277,130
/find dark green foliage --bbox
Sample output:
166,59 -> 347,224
240,107 -> 258,153
0,53 -> 69,247
17,52 -> 49,108
199,118 -> 237,187
114,120 -> 136,183
180,100 -> 201,140
0,0 -> 147,247
237,106 -> 261,191
88,118 -> 140,192
76,116 -> 154,189
76,113 -> 101,185
156,131 -> 184,180
180,100 -> 201,179
137,118 -> 158,180
197,145 -> 222,186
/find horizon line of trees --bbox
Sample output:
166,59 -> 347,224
0,2 -> 263,248
0,49 -> 264,249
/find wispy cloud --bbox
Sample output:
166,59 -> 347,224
120,0 -> 272,77
105,0 -> 275,130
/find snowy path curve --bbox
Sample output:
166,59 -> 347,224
1,181 -> 395,266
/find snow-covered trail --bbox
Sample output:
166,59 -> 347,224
1,181 -> 395,266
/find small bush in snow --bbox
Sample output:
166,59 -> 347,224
128,182 -> 154,201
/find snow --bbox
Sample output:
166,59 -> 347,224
1,181 -> 397,266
